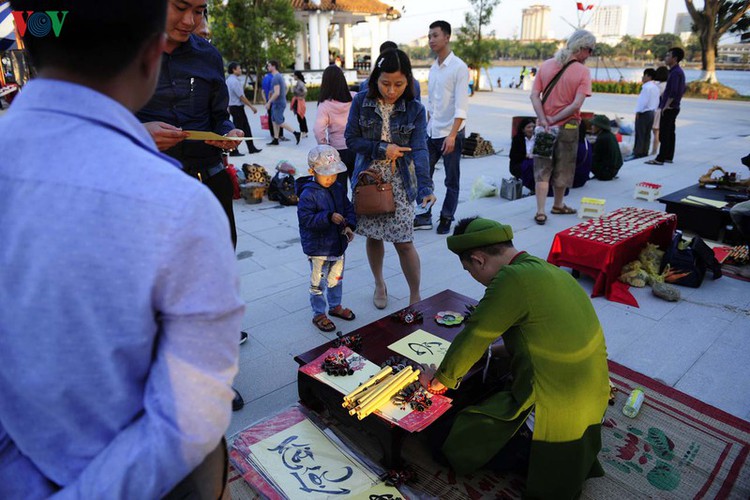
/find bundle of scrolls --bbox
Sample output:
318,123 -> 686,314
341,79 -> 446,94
342,366 -> 420,420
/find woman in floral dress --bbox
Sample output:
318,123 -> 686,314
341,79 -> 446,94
345,49 -> 436,308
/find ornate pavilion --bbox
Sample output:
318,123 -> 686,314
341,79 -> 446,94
290,0 -> 401,71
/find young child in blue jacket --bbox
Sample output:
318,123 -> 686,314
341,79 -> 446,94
297,145 -> 357,332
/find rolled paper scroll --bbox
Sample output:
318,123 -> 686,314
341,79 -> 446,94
353,367 -> 416,416
347,367 -> 415,415
342,366 -> 393,406
357,370 -> 420,420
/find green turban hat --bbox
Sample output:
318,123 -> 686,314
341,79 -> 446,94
446,218 -> 513,255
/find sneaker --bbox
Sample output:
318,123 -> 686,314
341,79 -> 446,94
232,388 -> 245,411
437,218 -> 452,235
267,139 -> 279,146
414,215 -> 432,230
240,331 -> 248,345
294,131 -> 301,145
279,136 -> 291,142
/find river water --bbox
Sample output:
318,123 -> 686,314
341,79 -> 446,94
486,66 -> 750,96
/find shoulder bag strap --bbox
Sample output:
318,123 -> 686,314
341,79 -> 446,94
541,60 -> 578,105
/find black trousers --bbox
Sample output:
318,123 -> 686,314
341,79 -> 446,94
633,111 -> 654,158
656,108 -> 679,162
228,105 -> 258,153
163,438 -> 228,499
204,169 -> 237,249
291,100 -> 308,134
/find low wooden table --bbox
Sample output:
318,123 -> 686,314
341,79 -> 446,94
294,289 -> 498,467
658,184 -> 739,241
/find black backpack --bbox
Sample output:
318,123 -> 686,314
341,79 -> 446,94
660,231 -> 722,287
267,172 -> 298,206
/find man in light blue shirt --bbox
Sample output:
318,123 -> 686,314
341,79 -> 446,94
0,0 -> 243,498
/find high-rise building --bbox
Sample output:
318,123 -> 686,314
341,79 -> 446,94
674,12 -> 692,33
589,5 -> 628,46
674,12 -> 693,43
643,0 -> 668,37
521,5 -> 551,42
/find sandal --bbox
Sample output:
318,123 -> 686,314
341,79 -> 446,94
644,159 -> 664,165
329,305 -> 356,321
550,205 -> 577,215
312,314 -> 336,332
534,213 -> 547,225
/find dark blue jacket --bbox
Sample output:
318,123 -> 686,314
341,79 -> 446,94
296,177 -> 356,257
345,92 -> 432,203
137,34 -> 233,170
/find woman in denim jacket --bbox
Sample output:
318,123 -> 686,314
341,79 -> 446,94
345,49 -> 436,309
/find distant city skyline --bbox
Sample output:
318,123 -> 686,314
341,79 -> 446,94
365,0 -> 691,45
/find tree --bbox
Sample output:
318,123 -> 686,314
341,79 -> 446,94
685,0 -> 750,83
453,0 -> 501,88
648,33 -> 682,62
209,0 -> 300,101
594,43 -> 616,58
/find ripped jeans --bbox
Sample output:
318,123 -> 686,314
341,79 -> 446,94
309,256 -> 345,316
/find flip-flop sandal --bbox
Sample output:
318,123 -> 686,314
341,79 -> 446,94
644,160 -> 664,165
534,213 -> 547,225
329,306 -> 356,321
551,205 -> 577,215
312,314 -> 336,332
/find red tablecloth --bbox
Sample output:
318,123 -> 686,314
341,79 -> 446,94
547,208 -> 677,306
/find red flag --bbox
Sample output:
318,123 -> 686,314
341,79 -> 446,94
576,2 -> 584,10
586,4 -> 594,10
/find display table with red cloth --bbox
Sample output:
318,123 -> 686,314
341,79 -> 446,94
547,207 -> 677,306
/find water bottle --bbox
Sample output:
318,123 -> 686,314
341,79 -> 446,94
622,387 -> 645,418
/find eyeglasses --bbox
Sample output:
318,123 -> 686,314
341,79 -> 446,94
583,47 -> 595,54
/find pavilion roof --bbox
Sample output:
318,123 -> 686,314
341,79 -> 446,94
290,0 -> 400,17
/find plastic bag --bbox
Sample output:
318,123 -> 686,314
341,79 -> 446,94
470,175 -> 499,200
532,126 -> 559,159
638,243 -> 664,276
619,261 -> 650,287
615,116 -> 633,135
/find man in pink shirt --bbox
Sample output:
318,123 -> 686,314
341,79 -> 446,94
530,30 -> 596,225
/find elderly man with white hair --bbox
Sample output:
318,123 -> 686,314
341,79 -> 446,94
530,30 -> 596,225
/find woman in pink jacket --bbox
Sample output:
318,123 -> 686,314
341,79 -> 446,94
314,66 -> 356,189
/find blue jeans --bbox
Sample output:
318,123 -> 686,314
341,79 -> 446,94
309,257 -> 344,316
424,130 -> 464,222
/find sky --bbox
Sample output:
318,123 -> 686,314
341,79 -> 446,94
353,0 -> 692,44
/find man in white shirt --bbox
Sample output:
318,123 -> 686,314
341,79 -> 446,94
415,20 -> 469,235
633,68 -> 660,158
226,61 -> 261,156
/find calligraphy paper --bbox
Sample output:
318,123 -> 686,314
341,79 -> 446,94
387,329 -> 451,367
248,419 -> 376,498
299,346 -> 383,395
183,130 -> 261,141
685,195 -> 727,208
376,393 -> 453,433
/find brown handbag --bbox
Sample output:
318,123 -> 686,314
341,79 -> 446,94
354,164 -> 396,216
